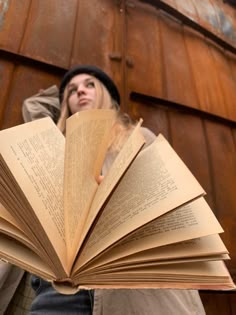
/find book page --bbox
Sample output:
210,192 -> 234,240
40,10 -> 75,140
0,217 -> 57,271
0,234 -> 56,280
85,254 -> 230,276
79,254 -> 229,278
79,120 -> 145,247
96,197 -> 224,264
74,198 -> 224,273
0,217 -> 36,250
0,202 -> 20,229
75,134 -> 205,269
76,261 -> 235,291
0,118 -> 67,276
64,109 -> 116,267
82,234 -> 228,273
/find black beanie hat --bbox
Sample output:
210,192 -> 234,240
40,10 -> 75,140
59,65 -> 120,105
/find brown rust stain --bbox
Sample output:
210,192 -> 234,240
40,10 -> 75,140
0,0 -> 10,30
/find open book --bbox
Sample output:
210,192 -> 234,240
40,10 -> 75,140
0,109 -> 235,294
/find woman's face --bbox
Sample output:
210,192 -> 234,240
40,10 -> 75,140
66,74 -> 97,114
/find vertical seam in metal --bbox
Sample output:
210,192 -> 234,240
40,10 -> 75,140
224,52 -> 236,119
157,9 -> 170,140
202,118 -> 218,218
0,64 -> 17,129
210,0 -> 236,121
122,0 -> 127,112
155,9 -> 166,101
207,42 -> 229,118
230,126 -> 236,155
18,0 -> 34,54
158,11 -> 167,101
166,108 -> 173,145
68,0 -> 80,69
182,25 -> 201,110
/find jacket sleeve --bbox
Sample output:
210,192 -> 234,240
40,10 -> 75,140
22,85 -> 60,123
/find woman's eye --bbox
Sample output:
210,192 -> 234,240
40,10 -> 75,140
87,81 -> 95,88
68,88 -> 77,96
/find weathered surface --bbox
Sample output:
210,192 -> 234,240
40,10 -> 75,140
0,1 -> 235,313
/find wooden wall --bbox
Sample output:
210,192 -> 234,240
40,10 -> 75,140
0,0 -> 236,313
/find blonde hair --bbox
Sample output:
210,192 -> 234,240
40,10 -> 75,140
56,76 -> 135,153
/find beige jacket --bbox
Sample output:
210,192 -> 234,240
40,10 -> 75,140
1,86 -> 206,315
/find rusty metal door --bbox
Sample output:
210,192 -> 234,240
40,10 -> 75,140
0,0 -> 236,314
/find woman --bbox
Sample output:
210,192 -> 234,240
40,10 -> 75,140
23,65 -> 205,315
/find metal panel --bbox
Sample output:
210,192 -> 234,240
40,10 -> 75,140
209,42 -> 236,121
19,0 -> 78,68
205,120 -> 236,275
169,110 -> 214,209
71,0 -> 119,67
182,26 -> 236,121
0,0 -> 31,52
158,13 -> 199,108
126,2 -> 236,122
200,293 -> 235,315
0,0 -> 235,121
0,64 -> 61,130
0,60 -> 14,126
130,99 -> 170,139
125,1 -> 164,106
228,51 -> 236,83
71,0 -> 123,104
183,27 -> 229,119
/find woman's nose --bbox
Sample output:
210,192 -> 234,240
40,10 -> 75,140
77,85 -> 86,95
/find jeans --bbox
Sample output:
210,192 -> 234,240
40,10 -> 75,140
29,275 -> 94,315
